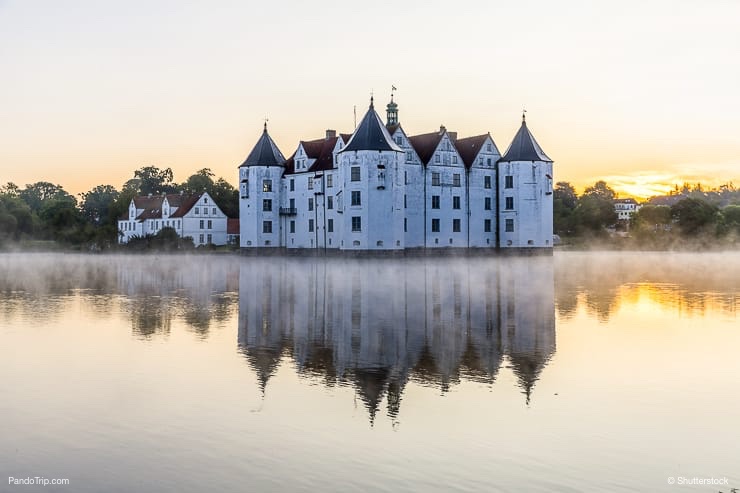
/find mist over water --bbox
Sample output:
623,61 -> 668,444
0,252 -> 738,492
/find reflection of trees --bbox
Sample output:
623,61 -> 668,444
555,252 -> 740,321
238,257 -> 557,423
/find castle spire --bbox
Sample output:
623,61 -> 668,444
386,85 -> 399,126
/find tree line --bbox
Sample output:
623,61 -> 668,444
555,180 -> 740,247
0,166 -> 238,249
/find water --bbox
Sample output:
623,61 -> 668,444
0,252 -> 738,492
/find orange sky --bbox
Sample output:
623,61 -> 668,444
1,1 -> 739,200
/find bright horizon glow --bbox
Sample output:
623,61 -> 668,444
2,0 -> 739,201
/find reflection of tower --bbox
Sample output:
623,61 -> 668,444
499,257 -> 556,404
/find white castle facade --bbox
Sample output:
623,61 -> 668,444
238,96 -> 553,252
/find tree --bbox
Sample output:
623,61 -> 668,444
632,205 -> 671,228
184,168 -> 215,194
81,185 -> 119,225
670,198 -> 719,235
553,182 -> 577,235
134,166 -> 177,195
721,205 -> 740,233
211,178 -> 238,218
19,182 -> 71,212
573,181 -> 617,232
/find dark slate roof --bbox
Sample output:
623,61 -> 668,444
454,134 -> 490,168
239,125 -> 286,167
308,137 -> 340,172
407,131 -> 444,165
499,120 -> 552,162
282,151 -> 296,175
339,101 -> 402,153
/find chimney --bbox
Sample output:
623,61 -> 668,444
326,129 -> 336,140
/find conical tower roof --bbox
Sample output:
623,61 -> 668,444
239,123 -> 286,167
500,115 -> 552,163
339,98 -> 402,154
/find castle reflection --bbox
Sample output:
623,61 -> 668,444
238,257 -> 556,422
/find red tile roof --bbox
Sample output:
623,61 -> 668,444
454,134 -> 489,168
169,194 -> 201,218
227,218 -> 240,235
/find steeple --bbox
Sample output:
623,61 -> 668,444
339,98 -> 402,153
239,123 -> 286,167
499,114 -> 552,163
386,87 -> 398,126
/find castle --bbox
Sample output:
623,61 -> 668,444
238,95 -> 553,252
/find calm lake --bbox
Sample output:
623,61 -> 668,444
1,252 -> 738,492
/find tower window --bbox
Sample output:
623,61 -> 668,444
453,219 -> 461,232
484,219 -> 492,232
263,180 -> 272,192
505,197 -> 514,210
309,219 -> 314,232
290,220 -> 295,233
431,195 -> 440,209
505,176 -> 513,189
351,191 -> 361,206
351,216 -> 362,232
453,196 -> 460,210
328,219 -> 334,233
263,199 -> 272,212
262,221 -> 272,234
505,219 -> 514,232
351,167 -> 361,182
485,197 -> 491,210
431,218 -> 440,233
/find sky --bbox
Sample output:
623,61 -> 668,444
1,0 -> 739,199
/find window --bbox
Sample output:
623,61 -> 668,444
484,219 -> 492,232
308,177 -> 314,190
308,219 -> 314,232
484,176 -> 491,189
212,207 -> 216,215
199,233 -> 204,243
453,219 -> 461,232
487,158 -> 492,166
431,196 -> 440,209
207,220 -> 212,229
207,233 -> 212,244
351,216 -> 361,232
290,179 -> 295,192
453,174 -> 461,187
487,143 -> 492,152
453,196 -> 460,209
505,219 -> 514,232
404,194 -> 407,208
435,154 -> 440,163
505,197 -> 514,210
432,172 -> 440,186
290,220 -> 295,234
452,155 -> 458,164
404,171 -> 407,184
195,207 -> 199,215
431,218 -> 440,232
263,180 -> 272,192
485,197 -> 491,210
327,196 -> 333,210
199,219 -> 204,229
351,167 -> 360,182
263,199 -> 272,212
308,198 -> 313,211
505,175 -> 513,189
351,191 -> 361,206
289,198 -> 295,209
204,197 -> 208,204
404,218 -> 407,232
263,221 -> 272,234
327,219 -> 334,233
395,136 -> 402,145
327,174 -> 333,188
405,151 -> 413,162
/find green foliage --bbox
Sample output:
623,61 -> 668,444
632,205 -> 671,228
81,185 -> 119,225
134,166 -> 177,195
670,198 -> 720,235
553,182 -> 577,235
124,227 -> 194,251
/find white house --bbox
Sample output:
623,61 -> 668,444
238,95 -> 554,252
614,198 -> 641,221
118,192 -> 229,246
